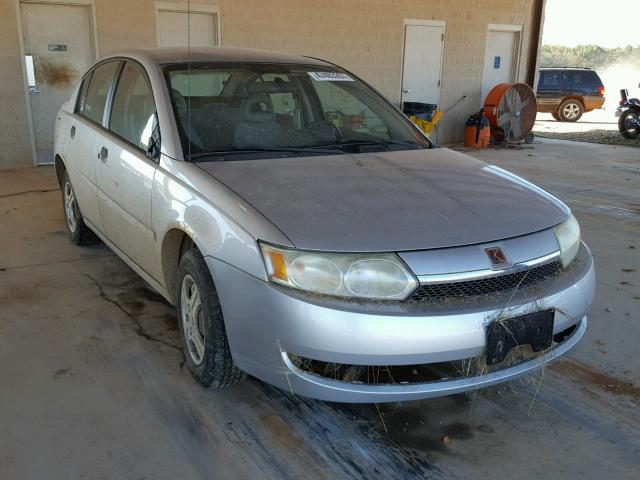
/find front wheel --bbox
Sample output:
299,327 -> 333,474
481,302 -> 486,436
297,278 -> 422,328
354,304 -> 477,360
177,248 -> 246,388
618,109 -> 640,139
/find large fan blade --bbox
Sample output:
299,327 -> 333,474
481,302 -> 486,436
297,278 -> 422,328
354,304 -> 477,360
497,111 -> 514,127
510,118 -> 522,140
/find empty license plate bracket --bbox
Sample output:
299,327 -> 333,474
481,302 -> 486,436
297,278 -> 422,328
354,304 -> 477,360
486,310 -> 554,365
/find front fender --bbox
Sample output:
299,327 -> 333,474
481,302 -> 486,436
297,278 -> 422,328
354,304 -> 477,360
152,155 -> 292,300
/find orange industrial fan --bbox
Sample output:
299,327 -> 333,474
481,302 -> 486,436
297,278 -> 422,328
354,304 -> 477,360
483,83 -> 537,142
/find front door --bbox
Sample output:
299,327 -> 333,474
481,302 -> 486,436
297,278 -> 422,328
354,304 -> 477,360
20,2 -> 95,165
481,29 -> 519,104
401,23 -> 445,112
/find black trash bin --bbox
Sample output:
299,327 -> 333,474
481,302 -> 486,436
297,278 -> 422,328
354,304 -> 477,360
402,102 -> 437,121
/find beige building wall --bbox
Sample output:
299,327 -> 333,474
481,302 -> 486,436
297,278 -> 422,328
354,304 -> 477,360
0,0 -> 537,168
1,0 -> 34,168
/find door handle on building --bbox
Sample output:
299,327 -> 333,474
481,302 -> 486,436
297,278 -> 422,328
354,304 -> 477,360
24,55 -> 41,95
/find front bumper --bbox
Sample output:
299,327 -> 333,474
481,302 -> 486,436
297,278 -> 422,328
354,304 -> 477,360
206,243 -> 595,403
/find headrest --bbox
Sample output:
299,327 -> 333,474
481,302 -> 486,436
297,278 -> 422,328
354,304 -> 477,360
241,93 -> 275,122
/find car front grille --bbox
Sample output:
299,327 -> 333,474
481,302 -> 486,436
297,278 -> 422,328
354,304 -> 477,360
407,261 -> 563,302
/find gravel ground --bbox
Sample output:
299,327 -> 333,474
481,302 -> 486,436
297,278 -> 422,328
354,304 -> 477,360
533,112 -> 640,148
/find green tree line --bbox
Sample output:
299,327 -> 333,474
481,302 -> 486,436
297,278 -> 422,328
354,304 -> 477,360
540,45 -> 640,70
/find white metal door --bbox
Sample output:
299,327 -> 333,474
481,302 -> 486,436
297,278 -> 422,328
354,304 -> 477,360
401,24 -> 444,108
481,30 -> 518,103
20,2 -> 95,165
157,10 -> 219,47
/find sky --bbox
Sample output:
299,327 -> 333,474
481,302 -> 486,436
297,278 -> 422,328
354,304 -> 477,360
542,0 -> 639,47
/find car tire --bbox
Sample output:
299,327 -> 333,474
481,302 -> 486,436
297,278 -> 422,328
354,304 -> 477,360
618,109 -> 640,139
61,170 -> 99,246
551,112 -> 561,121
177,248 -> 246,388
557,99 -> 583,122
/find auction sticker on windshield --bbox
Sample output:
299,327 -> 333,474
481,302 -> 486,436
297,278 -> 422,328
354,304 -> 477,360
308,72 -> 354,81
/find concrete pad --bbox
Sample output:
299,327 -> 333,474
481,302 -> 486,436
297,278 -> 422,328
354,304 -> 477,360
0,139 -> 638,479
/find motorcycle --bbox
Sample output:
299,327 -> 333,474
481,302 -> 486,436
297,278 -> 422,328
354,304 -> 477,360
616,85 -> 640,139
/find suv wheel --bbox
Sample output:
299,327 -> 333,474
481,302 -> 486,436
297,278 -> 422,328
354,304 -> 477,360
177,248 -> 246,388
558,100 -> 583,122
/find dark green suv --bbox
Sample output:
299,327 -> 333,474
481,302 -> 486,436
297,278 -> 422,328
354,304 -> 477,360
536,68 -> 606,122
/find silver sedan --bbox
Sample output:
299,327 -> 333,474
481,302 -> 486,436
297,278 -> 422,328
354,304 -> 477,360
53,47 -> 595,403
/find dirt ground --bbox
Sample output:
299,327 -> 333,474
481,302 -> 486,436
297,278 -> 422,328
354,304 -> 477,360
534,111 -> 640,148
1,139 -> 639,479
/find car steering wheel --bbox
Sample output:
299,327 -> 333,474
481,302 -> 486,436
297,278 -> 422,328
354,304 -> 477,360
307,120 -> 342,141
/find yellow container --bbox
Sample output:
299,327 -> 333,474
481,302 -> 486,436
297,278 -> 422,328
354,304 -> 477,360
409,111 -> 443,136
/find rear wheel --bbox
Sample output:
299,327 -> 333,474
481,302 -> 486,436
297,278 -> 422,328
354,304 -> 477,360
557,99 -> 583,122
177,248 -> 245,388
61,170 -> 99,245
618,109 -> 640,139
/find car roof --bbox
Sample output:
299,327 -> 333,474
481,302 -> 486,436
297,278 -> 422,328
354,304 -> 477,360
105,47 -> 335,67
539,67 -> 594,71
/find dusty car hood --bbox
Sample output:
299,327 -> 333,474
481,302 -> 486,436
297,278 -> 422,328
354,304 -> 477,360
197,148 -> 569,252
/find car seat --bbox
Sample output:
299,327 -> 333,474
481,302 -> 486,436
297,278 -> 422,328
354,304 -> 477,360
233,93 -> 282,149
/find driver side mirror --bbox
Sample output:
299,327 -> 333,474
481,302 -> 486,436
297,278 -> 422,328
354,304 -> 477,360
147,135 -> 160,160
145,112 -> 161,161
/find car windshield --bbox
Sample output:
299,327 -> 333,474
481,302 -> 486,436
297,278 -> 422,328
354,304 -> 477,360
162,62 -> 431,160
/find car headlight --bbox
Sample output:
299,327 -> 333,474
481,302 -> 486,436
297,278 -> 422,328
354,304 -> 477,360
259,242 -> 418,300
554,214 -> 581,268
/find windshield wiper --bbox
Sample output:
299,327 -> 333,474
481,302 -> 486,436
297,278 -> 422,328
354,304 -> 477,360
187,146 -> 343,161
313,139 -> 425,150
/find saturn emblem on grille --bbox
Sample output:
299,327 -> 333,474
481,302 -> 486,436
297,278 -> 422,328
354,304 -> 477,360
485,247 -> 510,267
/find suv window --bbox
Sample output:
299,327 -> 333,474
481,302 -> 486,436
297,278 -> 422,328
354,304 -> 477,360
78,61 -> 120,124
539,71 -> 563,89
109,61 -> 158,152
568,70 -> 597,86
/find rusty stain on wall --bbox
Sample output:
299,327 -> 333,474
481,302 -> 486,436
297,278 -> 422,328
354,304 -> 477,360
35,61 -> 77,87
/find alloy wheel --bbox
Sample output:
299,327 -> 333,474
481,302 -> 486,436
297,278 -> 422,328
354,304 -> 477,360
562,103 -> 580,120
64,181 -> 77,233
180,274 -> 206,365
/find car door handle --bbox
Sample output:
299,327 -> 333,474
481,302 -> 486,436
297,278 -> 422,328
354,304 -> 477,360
70,126 -> 76,139
403,88 -> 413,93
99,146 -> 108,162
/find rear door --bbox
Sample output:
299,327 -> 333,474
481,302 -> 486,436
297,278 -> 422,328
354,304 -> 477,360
96,60 -> 161,279
566,70 -> 604,110
65,60 -> 121,231
536,70 -> 565,112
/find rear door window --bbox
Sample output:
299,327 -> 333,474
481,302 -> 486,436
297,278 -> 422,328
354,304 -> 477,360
539,71 -> 563,89
109,61 -> 158,152
75,73 -> 92,113
77,61 -> 120,125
